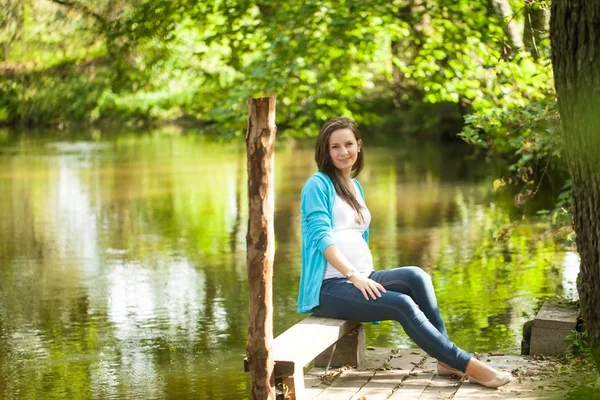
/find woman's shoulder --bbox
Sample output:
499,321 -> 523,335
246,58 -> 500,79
304,171 -> 331,188
302,172 -> 334,197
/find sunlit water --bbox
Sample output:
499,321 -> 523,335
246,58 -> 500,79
0,128 -> 578,399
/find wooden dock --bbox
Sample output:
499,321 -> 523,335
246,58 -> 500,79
302,348 -> 590,399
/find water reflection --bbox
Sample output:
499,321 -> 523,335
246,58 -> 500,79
0,128 -> 578,399
562,251 -> 580,300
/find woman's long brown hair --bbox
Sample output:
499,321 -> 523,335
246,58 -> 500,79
314,117 -> 365,223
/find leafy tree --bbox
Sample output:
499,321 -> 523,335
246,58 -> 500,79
0,0 -> 560,155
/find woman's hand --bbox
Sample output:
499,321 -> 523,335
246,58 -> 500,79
349,273 -> 386,300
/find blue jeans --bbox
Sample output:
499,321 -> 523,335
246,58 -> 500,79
313,266 -> 472,372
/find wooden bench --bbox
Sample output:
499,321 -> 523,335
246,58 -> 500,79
245,316 -> 366,399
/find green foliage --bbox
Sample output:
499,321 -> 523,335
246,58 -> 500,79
0,0 -> 547,133
188,0 -> 395,135
458,54 -> 559,180
447,2 -> 572,235
566,328 -> 592,357
1,71 -> 107,124
394,0 -> 506,103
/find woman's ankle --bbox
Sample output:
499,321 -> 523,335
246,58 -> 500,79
465,358 -> 498,382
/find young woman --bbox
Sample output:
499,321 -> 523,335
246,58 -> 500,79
297,117 -> 511,388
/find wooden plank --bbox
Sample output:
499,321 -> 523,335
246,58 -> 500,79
387,350 -> 426,370
357,348 -> 394,371
387,355 -> 463,400
304,366 -> 354,399
314,370 -> 375,400
415,374 -> 462,400
305,348 -> 394,398
387,357 -> 438,399
304,348 -> 393,399
452,383 -> 568,399
304,371 -> 329,399
274,316 -> 360,368
392,373 -> 436,399
350,370 -> 410,400
307,350 -> 597,400
350,350 -> 427,400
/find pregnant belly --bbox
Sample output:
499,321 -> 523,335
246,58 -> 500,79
332,229 -> 373,272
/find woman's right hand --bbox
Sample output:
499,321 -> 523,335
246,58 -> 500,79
350,273 -> 386,300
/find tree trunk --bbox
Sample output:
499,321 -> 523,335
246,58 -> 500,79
550,0 -> 600,371
246,97 -> 277,399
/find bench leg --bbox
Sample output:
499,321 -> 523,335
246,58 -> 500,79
314,324 -> 365,368
281,366 -> 305,400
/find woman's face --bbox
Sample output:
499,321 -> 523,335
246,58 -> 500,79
328,128 -> 361,176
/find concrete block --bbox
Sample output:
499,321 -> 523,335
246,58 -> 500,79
529,301 -> 578,356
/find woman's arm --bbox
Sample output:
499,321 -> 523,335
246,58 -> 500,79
323,245 -> 386,300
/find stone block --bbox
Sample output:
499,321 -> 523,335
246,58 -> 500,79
529,301 -> 578,356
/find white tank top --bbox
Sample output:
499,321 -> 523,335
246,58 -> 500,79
323,181 -> 374,279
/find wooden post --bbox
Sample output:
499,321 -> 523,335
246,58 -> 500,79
246,97 -> 277,399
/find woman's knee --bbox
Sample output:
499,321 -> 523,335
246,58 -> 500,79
402,266 -> 432,285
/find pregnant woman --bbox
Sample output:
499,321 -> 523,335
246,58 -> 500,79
297,116 -> 512,388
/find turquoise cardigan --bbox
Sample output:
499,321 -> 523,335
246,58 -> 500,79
297,172 -> 369,313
